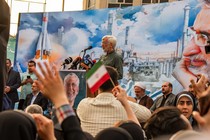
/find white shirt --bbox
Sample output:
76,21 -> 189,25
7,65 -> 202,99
77,92 -> 151,136
30,92 -> 39,105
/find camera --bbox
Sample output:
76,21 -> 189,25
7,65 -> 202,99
27,75 -> 31,79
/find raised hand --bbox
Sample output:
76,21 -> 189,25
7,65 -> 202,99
32,114 -> 56,140
32,62 -> 69,108
190,74 -> 209,99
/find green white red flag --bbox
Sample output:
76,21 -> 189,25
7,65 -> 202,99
86,61 -> 110,93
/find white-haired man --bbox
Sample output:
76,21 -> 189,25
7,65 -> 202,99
134,82 -> 153,109
99,35 -> 123,79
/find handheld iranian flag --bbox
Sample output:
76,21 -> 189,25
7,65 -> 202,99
86,61 -> 110,93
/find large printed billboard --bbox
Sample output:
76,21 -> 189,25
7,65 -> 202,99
15,0 -> 203,98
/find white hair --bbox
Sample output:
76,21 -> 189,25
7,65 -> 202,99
25,104 -> 43,114
64,73 -> 80,86
102,35 -> 117,48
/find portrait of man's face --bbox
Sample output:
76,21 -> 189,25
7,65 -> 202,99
183,7 -> 210,81
64,73 -> 80,104
60,70 -> 86,108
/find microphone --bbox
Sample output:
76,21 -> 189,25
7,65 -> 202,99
81,46 -> 93,52
84,54 -> 94,65
80,54 -> 95,70
61,57 -> 73,66
69,57 -> 82,69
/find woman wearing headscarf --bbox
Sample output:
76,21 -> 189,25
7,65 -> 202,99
117,120 -> 145,140
0,110 -> 37,140
95,127 -> 133,140
174,91 -> 198,128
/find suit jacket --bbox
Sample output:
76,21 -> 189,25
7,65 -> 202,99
6,68 -> 21,103
23,92 -> 48,111
150,93 -> 175,112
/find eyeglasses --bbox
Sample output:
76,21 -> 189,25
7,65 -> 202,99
187,27 -> 210,47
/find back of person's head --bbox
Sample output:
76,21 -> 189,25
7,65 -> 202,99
170,130 -> 205,140
95,127 -> 133,140
84,131 -> 94,140
144,106 -> 190,138
0,110 -> 37,140
99,66 -> 119,91
118,120 -> 144,140
168,82 -> 173,89
25,104 -> 43,114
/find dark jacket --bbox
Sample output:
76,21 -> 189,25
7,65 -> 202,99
150,93 -> 175,112
61,115 -> 90,140
6,68 -> 21,103
23,92 -> 48,111
135,95 -> 154,109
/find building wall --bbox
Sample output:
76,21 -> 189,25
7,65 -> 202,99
83,0 -> 181,10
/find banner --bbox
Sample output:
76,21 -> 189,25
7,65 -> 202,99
14,0 -> 202,99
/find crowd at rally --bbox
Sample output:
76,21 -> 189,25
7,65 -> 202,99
2,61 -> 210,140
1,0 -> 210,140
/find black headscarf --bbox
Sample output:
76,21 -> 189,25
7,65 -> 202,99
119,121 -> 144,140
95,127 -> 133,140
0,110 -> 37,140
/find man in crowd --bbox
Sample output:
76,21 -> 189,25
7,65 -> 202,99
173,0 -> 210,90
150,82 -> 175,112
77,66 -> 151,137
99,35 -> 123,80
23,82 -> 48,111
5,58 -> 21,109
134,82 -> 153,109
18,60 -> 37,110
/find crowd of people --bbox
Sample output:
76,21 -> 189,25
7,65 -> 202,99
2,60 -> 210,140
1,0 -> 210,140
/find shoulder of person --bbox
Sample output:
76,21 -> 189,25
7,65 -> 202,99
26,93 -> 33,97
169,93 -> 176,98
114,52 -> 122,58
146,96 -> 153,101
30,73 -> 37,79
128,100 -> 146,109
77,97 -> 93,105
21,72 -> 28,78
155,95 -> 163,100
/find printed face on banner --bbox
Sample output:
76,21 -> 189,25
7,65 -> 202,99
59,70 -> 86,108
